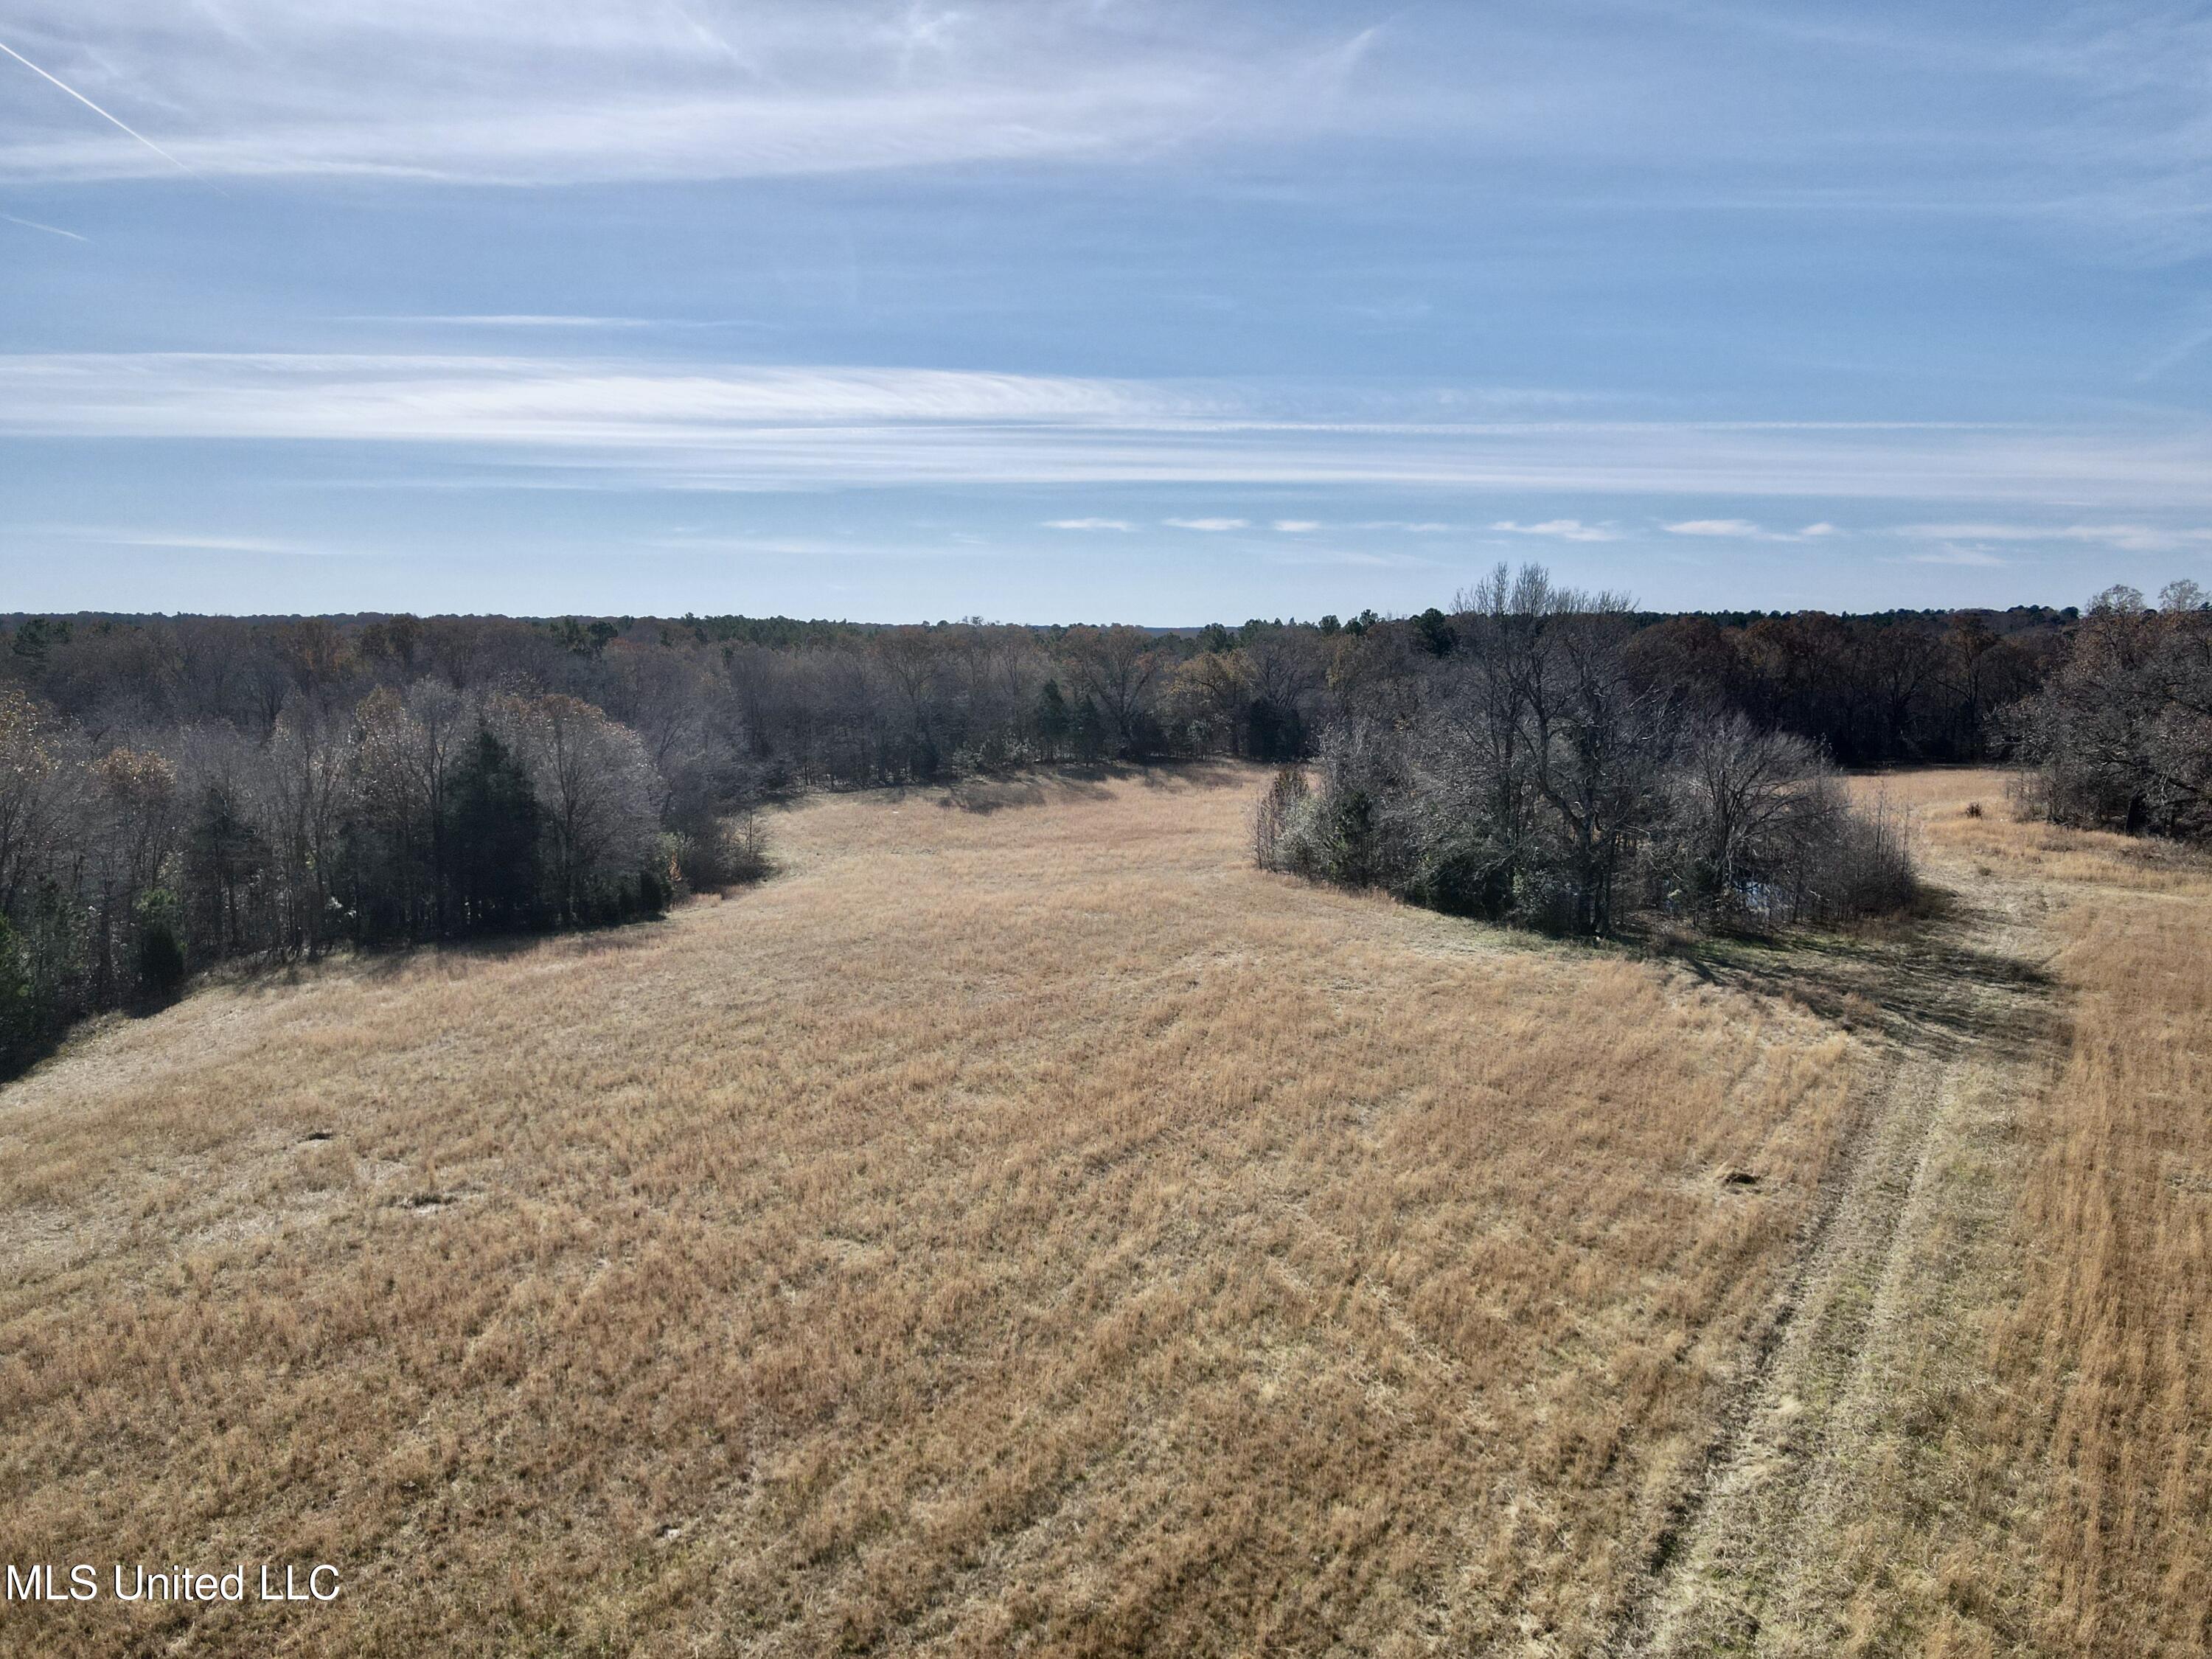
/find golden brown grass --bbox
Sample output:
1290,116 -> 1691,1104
11,762 -> 2202,1658
1868,765 -> 2212,899
1798,769 -> 2212,1658
1955,776 -> 2212,1656
2001,888 -> 2212,1654
0,764 -> 1863,1657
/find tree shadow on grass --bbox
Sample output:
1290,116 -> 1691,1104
939,759 -> 1246,813
939,776 -> 1071,813
281,914 -> 675,990
418,914 -> 668,966
0,1026 -> 65,1084
1136,758 -> 1248,791
1639,888 -> 2056,1054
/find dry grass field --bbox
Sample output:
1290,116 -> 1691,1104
0,762 -> 2205,1656
1635,771 -> 2212,1658
1,763 -> 1861,1657
1834,772 -> 2212,1659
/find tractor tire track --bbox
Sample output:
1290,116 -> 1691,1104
1610,873 -> 2055,1657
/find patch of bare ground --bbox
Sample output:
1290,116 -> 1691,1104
1,764 -> 1865,1658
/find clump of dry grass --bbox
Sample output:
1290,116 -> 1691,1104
0,765 -> 1863,1656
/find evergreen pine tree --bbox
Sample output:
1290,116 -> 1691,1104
443,728 -> 543,933
1035,679 -> 1071,759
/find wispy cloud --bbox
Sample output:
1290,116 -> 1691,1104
1269,547 -> 1441,570
352,314 -> 667,330
0,4 -> 1385,186
1492,518 -> 1620,542
30,524 -> 341,555
2134,321 -> 2212,383
1894,521 -> 2212,554
1907,546 -> 2008,567
1663,518 -> 1840,542
1273,519 -> 1321,532
637,532 -> 908,558
0,354 -> 1203,435
1044,517 -> 1135,531
1164,517 -> 1250,532
1342,298 -> 1433,324
111,532 -> 314,553
10,355 -> 2212,512
344,314 -> 779,336
1,0 -> 2207,271
1663,518 -> 1763,538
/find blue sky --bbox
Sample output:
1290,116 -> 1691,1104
4,1 -> 2212,621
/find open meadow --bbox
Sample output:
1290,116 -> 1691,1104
9,4 -> 2205,1649
0,763 -> 2205,1656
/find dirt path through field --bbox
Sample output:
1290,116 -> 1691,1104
1613,858 -> 2059,1655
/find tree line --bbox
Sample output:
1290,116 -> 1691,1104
4,598 -> 2065,793
0,612 -> 799,1074
2016,581 -> 2212,840
1249,571 -> 2208,937
0,588 -> 2107,1067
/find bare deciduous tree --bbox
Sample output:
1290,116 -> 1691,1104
1264,564 -> 1919,936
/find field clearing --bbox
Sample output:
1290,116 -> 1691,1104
0,762 -> 1863,1656
6,762 -> 2207,1657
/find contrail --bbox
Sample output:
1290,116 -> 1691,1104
0,37 -> 194,175
0,210 -> 87,241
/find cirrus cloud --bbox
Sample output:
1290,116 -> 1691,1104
0,2 -> 1387,186
9,355 -> 2212,514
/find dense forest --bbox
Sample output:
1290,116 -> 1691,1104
0,582 -> 2129,1072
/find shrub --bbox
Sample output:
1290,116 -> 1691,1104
669,813 -> 773,893
1253,766 -> 1310,873
1781,782 -> 1920,925
1404,846 -> 1514,921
